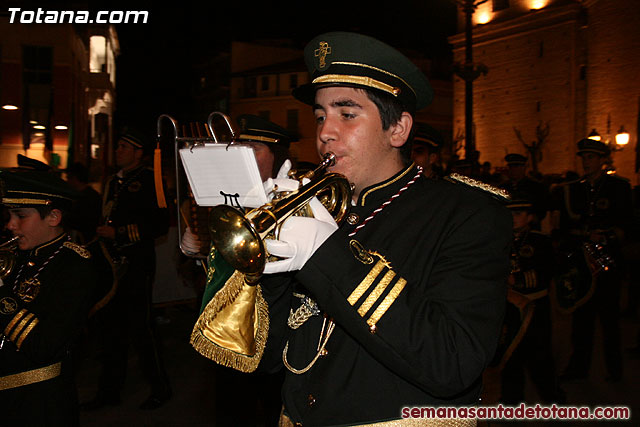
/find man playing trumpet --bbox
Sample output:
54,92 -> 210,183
193,32 -> 512,426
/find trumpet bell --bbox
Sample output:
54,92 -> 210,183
209,169 -> 351,276
208,205 -> 266,275
0,236 -> 19,279
0,253 -> 15,278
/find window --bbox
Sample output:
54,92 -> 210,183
261,76 -> 269,91
90,35 -> 106,73
23,45 -> 52,84
23,45 -> 53,150
289,74 -> 298,89
245,77 -> 257,98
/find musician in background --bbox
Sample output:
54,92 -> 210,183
195,32 -> 512,426
81,129 -> 171,410
497,192 -> 564,404
410,122 -> 444,179
184,115 -> 297,426
500,153 -> 549,228
0,167 -> 96,425
553,138 -> 632,383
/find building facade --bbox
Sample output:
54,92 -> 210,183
0,19 -> 119,181
450,0 -> 640,180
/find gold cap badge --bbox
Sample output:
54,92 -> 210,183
315,41 -> 331,69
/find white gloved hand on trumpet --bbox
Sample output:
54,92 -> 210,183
263,196 -> 338,274
181,226 -> 202,255
262,159 -> 301,201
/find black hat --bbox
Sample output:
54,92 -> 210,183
236,115 -> 297,147
0,169 -> 77,211
118,126 -> 153,153
577,138 -> 610,157
292,32 -> 433,111
505,153 -> 527,166
413,122 -> 443,151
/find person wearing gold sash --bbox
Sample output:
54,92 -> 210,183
0,167 -> 96,425
192,32 -> 512,426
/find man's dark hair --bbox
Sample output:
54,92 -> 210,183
362,88 -> 416,165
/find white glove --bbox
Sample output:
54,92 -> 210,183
263,159 -> 300,201
181,226 -> 201,255
263,197 -> 338,274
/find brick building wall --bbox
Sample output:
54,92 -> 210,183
450,0 -> 640,180
585,0 -> 640,182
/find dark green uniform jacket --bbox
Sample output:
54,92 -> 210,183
261,164 -> 512,426
0,233 -> 95,426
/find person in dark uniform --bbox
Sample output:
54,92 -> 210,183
554,138 -> 632,383
410,122 -> 444,179
0,167 -> 96,426
497,192 -> 564,404
500,153 -> 549,227
193,32 -> 512,426
185,114 -> 297,427
81,129 -> 172,410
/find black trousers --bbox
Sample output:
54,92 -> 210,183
565,270 -> 622,378
94,256 -> 171,400
501,300 -> 561,404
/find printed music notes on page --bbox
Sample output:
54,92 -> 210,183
179,144 -> 267,207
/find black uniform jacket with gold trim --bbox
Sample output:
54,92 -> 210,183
260,164 -> 512,426
102,165 -> 169,263
0,233 -> 95,423
555,174 -> 632,243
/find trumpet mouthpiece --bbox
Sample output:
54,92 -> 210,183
322,152 -> 336,167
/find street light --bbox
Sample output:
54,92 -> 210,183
587,128 -> 601,141
452,0 -> 490,160
615,125 -> 630,147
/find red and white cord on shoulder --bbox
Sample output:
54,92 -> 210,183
348,166 -> 423,237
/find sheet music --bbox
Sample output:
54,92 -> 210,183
179,144 -> 267,207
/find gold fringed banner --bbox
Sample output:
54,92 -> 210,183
190,270 -> 269,373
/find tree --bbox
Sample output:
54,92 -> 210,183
513,121 -> 550,173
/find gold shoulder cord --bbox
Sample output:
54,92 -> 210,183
282,317 -> 335,375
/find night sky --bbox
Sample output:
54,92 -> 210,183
105,1 -> 458,134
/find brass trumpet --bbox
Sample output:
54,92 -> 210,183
0,236 -> 19,279
208,152 -> 351,276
